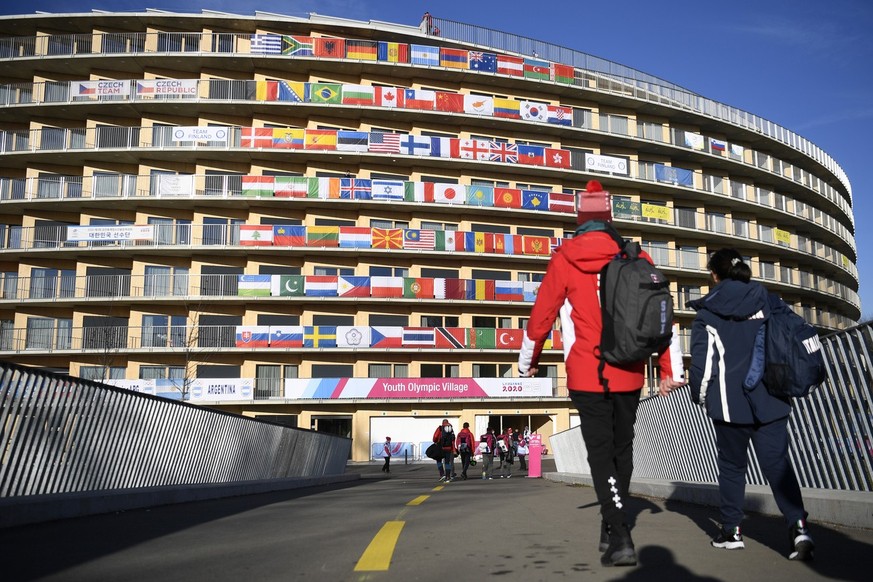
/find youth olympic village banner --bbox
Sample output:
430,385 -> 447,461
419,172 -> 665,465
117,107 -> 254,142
283,377 -> 553,400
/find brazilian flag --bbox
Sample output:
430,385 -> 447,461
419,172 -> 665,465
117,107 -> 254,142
310,83 -> 341,104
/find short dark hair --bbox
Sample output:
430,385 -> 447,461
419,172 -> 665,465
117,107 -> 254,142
463,422 -> 469,428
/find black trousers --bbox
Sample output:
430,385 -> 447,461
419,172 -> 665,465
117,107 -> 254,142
382,456 -> 391,472
569,389 -> 642,529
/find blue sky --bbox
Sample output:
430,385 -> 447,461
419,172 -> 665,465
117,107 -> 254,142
5,0 -> 873,319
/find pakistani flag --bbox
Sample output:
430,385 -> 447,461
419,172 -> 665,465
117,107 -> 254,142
271,274 -> 304,296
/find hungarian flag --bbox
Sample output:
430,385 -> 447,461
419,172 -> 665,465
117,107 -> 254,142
495,187 -> 521,208
242,176 -> 273,197
403,277 -> 434,299
497,55 -> 524,76
371,228 -> 403,249
346,39 -> 377,61
313,37 -> 345,58
435,91 -> 464,113
545,148 -> 571,169
272,225 -> 305,247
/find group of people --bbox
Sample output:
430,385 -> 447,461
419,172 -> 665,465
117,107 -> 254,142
516,180 -> 815,567
431,421 -> 533,482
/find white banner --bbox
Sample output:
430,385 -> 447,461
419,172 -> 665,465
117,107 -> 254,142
70,80 -> 129,97
66,225 -> 155,242
102,379 -> 157,395
157,174 -> 195,197
172,126 -> 228,142
189,378 -> 254,402
136,78 -> 198,97
584,153 -> 629,175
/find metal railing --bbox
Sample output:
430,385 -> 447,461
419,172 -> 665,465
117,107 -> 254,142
0,361 -> 351,497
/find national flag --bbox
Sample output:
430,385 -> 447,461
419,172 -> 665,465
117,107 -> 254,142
435,91 -> 465,113
272,128 -> 305,149
684,131 -> 705,150
551,63 -> 575,84
497,55 -> 524,76
337,276 -> 371,297
410,44 -> 439,66
517,144 -> 545,166
307,177 -> 340,199
434,230 -> 464,251
372,180 -> 405,201
255,80 -> 278,101
273,176 -> 308,198
523,58 -> 551,80
458,139 -> 491,160
435,327 -> 467,349
468,279 -> 495,300
429,136 -> 458,158
313,37 -> 345,58
440,47 -> 469,69
303,326 -> 337,348
77,83 -> 96,95
336,326 -> 372,348
522,190 -> 549,211
547,105 -> 572,126
282,35 -> 314,56
403,88 -> 436,109
549,192 -> 575,213
402,327 -> 436,347
371,228 -> 404,249
304,275 -> 338,297
464,232 -> 487,253
710,138 -> 727,152
433,184 -> 464,204
250,34 -> 281,54
488,141 -> 517,163
550,329 -> 564,351
338,226 -> 372,248
495,187 -> 521,208
237,275 -> 271,296
271,274 -> 305,296
468,51 -> 497,72
545,148 -> 571,169
240,225 -> 273,245
551,237 -> 564,253
496,328 -> 524,349
482,232 -> 498,253
404,181 -> 434,202
240,127 -> 273,148
371,326 -> 403,348
403,229 -> 436,249
370,276 -> 404,297
340,178 -> 372,200
523,281 -> 541,302
309,83 -> 342,104
375,86 -> 405,108
278,81 -> 307,102
730,144 -> 745,158
272,225 -> 306,247
377,41 -> 409,63
306,226 -> 339,247
403,277 -> 434,298
336,130 -> 369,152
522,235 -> 551,256
469,328 -> 496,349
242,176 -> 274,197
368,132 -> 402,153
434,278 -> 467,299
466,184 -> 494,207
304,129 -> 337,150
346,39 -> 378,61
495,280 -> 524,301
520,100 -> 548,122
493,98 -> 521,119
463,94 -> 493,116
399,135 -> 430,156
341,84 -> 375,106
236,325 -> 270,348
270,326 -> 303,347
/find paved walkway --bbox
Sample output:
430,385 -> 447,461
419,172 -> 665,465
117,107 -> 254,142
4,460 -> 872,581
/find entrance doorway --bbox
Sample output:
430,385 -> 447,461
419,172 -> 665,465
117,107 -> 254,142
311,415 -> 352,438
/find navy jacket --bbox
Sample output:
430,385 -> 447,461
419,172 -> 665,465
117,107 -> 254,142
687,279 -> 790,424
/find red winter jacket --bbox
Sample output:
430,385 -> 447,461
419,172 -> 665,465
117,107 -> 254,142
456,428 -> 475,453
518,229 -> 676,392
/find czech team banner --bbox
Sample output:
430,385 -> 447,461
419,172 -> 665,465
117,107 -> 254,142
283,377 -> 553,399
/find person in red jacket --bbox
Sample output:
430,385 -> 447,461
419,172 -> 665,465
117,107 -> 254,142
432,419 -> 456,482
518,180 -> 684,567
455,422 -> 476,479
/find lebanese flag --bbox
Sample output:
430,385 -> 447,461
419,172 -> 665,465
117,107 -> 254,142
497,55 -> 524,76
494,187 -> 522,208
545,148 -> 571,168
496,328 -> 524,349
375,86 -> 405,108
548,192 -> 575,214
239,225 -> 273,246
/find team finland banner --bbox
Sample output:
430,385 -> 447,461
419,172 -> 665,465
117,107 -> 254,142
172,126 -> 228,142
584,153 -> 629,175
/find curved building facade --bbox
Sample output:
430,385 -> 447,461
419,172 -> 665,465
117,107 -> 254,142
0,11 -> 858,460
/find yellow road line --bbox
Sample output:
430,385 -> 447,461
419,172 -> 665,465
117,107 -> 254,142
432,485 -> 444,491
407,495 -> 430,506
354,521 -> 405,572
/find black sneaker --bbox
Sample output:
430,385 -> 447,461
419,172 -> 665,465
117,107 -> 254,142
601,524 -> 636,567
599,521 -> 611,553
788,519 -> 814,561
711,526 -> 745,550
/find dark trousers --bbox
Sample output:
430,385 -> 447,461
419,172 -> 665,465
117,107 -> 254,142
713,416 -> 807,528
382,456 -> 391,472
569,389 -> 642,529
459,451 -> 472,476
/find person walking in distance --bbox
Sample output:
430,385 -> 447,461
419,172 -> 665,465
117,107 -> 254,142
499,427 -> 515,478
456,422 -> 476,480
479,426 -> 497,479
381,436 -> 392,474
688,248 -> 814,560
432,419 -> 457,482
518,180 -> 684,567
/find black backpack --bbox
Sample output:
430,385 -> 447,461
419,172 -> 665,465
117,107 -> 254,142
595,222 -> 673,393
440,427 -> 455,448
762,297 -> 826,398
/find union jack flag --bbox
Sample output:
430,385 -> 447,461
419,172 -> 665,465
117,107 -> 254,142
489,141 -> 518,164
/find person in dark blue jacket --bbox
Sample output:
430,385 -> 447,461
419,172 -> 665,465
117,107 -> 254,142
688,248 -> 814,561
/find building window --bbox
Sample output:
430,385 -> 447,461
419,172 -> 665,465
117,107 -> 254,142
80,366 -> 126,381
706,212 -> 727,234
678,286 -> 702,310
732,218 -> 749,238
643,240 -> 669,265
421,315 -> 460,327
420,363 -> 459,378
761,261 -> 776,280
311,364 -> 354,378
599,113 -> 628,135
730,180 -> 746,199
368,363 -> 409,378
678,246 -> 699,269
144,265 -> 189,296
636,120 -> 663,141
675,207 -> 697,229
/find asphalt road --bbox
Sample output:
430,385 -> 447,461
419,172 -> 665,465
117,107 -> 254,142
4,461 -> 872,581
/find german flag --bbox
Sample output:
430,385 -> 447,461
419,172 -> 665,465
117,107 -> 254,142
346,39 -> 378,60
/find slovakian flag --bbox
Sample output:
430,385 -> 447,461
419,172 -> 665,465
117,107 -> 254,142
303,326 -> 337,348
435,91 -> 465,113
338,226 -> 372,248
375,86 -> 405,108
371,228 -> 403,249
398,135 -> 431,156
435,327 -> 468,349
404,88 -> 436,109
403,277 -> 434,298
495,187 -> 522,208
497,55 -> 524,76
236,326 -> 270,348
372,179 -> 406,201
523,58 -> 551,80
304,276 -> 338,297
371,276 -> 404,297
440,47 -> 469,69
377,41 -> 409,63
496,328 -> 524,349
468,51 -> 497,72
545,148 -> 571,169
548,192 -> 576,214
495,281 -> 524,301
270,326 -> 303,348
371,326 -> 403,348
337,276 -> 371,297
517,144 -> 545,166
467,184 -> 494,207
272,226 -> 305,247
547,105 -> 573,126
402,327 -> 436,346
240,225 -> 274,245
